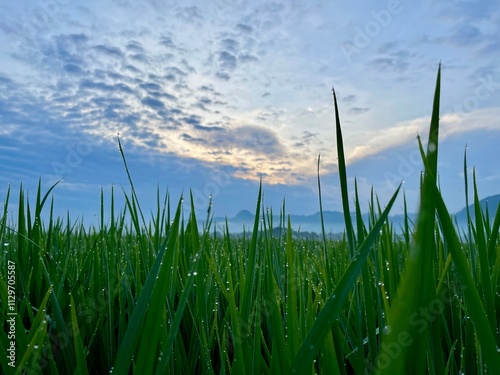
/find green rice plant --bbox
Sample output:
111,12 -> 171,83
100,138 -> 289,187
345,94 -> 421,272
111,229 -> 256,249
376,65 -> 443,375
289,86 -> 402,374
378,65 -> 500,374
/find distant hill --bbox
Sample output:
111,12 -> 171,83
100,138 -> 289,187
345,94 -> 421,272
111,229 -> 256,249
454,194 -> 500,223
213,194 -> 500,235
233,209 -> 255,222
214,209 -> 415,235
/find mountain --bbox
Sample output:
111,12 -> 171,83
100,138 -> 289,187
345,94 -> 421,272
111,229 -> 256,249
214,194 -> 500,235
214,209 -> 415,235
454,194 -> 500,223
233,209 -> 255,222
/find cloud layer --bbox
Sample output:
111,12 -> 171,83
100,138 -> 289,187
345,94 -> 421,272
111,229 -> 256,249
0,0 -> 499,220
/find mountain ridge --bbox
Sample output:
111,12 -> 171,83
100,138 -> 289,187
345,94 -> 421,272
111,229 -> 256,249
214,194 -> 500,234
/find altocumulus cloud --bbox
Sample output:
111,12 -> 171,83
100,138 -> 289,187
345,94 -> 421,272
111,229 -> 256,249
208,125 -> 284,156
1,18 -> 309,185
176,123 -> 289,181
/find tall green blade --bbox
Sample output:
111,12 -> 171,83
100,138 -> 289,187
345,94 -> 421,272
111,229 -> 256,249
71,295 -> 89,375
155,191 -> 203,374
290,183 -> 401,373
418,141 -> 500,373
471,170 -> 496,333
378,64 -> 442,375
317,154 -> 330,271
240,180 -> 262,326
332,87 -> 356,256
113,197 -> 183,374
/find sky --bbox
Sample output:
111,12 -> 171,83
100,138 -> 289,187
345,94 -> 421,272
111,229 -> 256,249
0,0 -> 499,229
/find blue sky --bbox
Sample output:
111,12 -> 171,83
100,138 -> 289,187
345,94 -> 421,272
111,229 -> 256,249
1,0 -> 499,227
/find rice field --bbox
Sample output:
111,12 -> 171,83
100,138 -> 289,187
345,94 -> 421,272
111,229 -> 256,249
1,66 -> 499,374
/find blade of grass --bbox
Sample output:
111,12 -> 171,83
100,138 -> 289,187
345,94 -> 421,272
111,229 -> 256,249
317,154 -> 330,272
417,139 -> 500,373
240,179 -> 262,321
332,86 -> 356,257
290,182 -> 401,373
155,191 -> 205,373
463,146 -> 477,278
490,203 -> 500,288
70,295 -> 89,375
15,287 -> 52,375
471,169 -> 496,332
378,64 -> 441,375
117,136 -> 153,251
286,215 -> 300,358
112,197 -> 183,374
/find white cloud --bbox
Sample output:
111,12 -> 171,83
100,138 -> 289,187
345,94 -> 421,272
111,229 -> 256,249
346,106 -> 500,164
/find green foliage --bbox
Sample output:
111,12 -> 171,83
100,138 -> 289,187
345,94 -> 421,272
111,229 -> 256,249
0,67 -> 499,374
